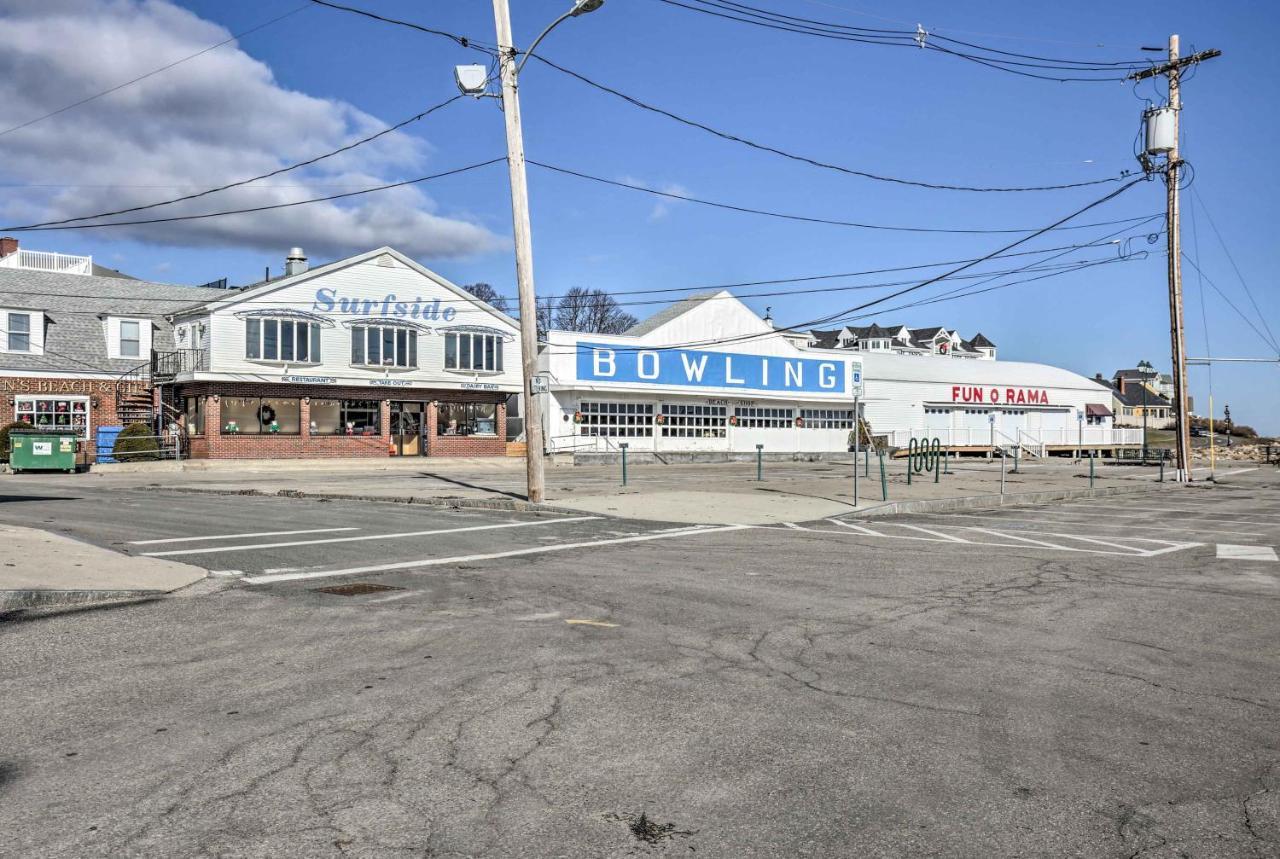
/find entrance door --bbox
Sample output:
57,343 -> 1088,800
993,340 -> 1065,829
391,402 -> 425,456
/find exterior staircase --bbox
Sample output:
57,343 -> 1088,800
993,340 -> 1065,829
111,356 -> 188,459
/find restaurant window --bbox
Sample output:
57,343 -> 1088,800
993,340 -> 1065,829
578,401 -> 653,437
799,408 -> 855,429
219,397 -> 300,434
14,396 -> 89,439
181,396 -> 204,435
310,399 -> 381,435
352,325 -> 417,368
6,312 -> 31,352
444,331 -> 503,372
245,318 -> 320,363
438,402 -> 497,436
734,406 -> 792,428
660,403 -> 726,438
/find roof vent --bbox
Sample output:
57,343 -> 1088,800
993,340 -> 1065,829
376,253 -> 396,268
285,247 -> 308,276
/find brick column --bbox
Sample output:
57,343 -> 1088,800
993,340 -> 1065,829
206,395 -> 222,438
300,397 -> 312,440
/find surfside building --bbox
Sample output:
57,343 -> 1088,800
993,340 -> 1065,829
539,291 -> 1138,458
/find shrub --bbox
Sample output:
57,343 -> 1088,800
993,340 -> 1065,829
112,422 -> 161,462
0,420 -> 31,463
1231,424 -> 1258,439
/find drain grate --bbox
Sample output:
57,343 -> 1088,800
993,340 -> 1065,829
313,582 -> 405,597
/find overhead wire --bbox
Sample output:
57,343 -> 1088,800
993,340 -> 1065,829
1189,186 -> 1278,353
528,55 -> 1132,191
1,96 -> 464,232
0,4 -> 313,138
1180,254 -> 1280,356
305,0 -> 496,53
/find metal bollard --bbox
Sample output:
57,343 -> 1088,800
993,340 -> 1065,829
619,443 -> 629,486
907,438 -> 915,486
756,444 -> 763,482
1089,451 -> 1095,489
1000,449 -> 1006,496
1159,457 -> 1164,483
878,450 -> 888,500
933,439 -> 941,484
853,452 -> 859,507
1012,446 -> 1019,474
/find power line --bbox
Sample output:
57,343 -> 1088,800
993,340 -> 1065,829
306,0 -> 495,53
0,4 -> 313,138
0,159 -> 506,232
1180,254 -> 1280,357
1190,186 -> 1278,353
529,159 -> 1157,235
529,55 -> 1132,191
1,96 -> 463,232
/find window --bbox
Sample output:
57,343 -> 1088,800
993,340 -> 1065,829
119,320 -> 141,358
219,397 -> 300,434
578,401 -> 653,437
437,402 -> 498,436
245,318 -> 320,363
14,396 -> 89,439
800,408 -> 855,429
310,399 -> 381,435
7,312 -> 30,352
924,407 -> 951,415
444,331 -> 503,372
661,403 -> 726,438
181,396 -> 204,435
734,406 -> 792,428
352,325 -> 417,368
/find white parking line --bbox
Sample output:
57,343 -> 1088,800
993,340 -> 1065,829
927,511 -> 1266,537
140,517 -> 601,557
242,524 -> 753,585
826,519 -> 884,536
129,527 -> 359,546
886,523 -> 970,543
963,528 -> 1076,551
1217,544 -> 1279,562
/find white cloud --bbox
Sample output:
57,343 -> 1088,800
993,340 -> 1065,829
0,0 -> 499,260
619,175 -> 691,222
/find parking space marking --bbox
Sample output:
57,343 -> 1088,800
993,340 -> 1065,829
962,528 -> 1080,552
926,511 -> 1266,538
241,523 -> 752,585
826,520 -> 884,537
887,523 -> 971,543
818,519 -> 1201,558
140,517 -> 602,557
129,527 -> 360,546
1217,544 -> 1279,562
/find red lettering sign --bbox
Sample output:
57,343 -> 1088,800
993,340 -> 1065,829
949,386 -> 1050,405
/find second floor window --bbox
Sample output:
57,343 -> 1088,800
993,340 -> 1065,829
246,318 -> 320,362
7,312 -> 30,352
119,320 -> 141,358
444,331 -> 503,372
351,325 -> 417,368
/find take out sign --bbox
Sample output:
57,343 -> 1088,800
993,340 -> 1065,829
951,385 -> 1049,405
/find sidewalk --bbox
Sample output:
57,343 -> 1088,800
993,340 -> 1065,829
0,524 -> 207,612
5,455 -> 1191,525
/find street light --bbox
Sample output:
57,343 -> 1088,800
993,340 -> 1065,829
1137,359 -> 1153,463
457,0 -> 605,504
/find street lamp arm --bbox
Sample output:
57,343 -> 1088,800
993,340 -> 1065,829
515,9 -> 577,76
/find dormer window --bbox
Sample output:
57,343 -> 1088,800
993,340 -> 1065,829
6,311 -> 31,352
107,316 -> 151,360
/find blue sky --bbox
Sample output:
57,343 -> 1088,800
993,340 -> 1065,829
3,0 -> 1276,432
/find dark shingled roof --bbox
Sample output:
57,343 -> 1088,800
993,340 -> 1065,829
808,328 -> 843,348
970,332 -> 996,348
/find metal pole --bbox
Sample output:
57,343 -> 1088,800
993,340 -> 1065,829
1209,393 -> 1216,478
907,438 -> 913,486
1142,380 -> 1149,463
1159,457 -> 1164,483
1000,448 -> 1006,495
1090,451 -> 1095,488
852,396 -> 859,507
756,443 -> 763,481
1012,444 -> 1019,474
878,450 -> 888,501
492,0 -> 546,504
619,442 -> 628,486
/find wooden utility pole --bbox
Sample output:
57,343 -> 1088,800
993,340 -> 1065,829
492,0 -> 546,503
1130,37 -> 1220,482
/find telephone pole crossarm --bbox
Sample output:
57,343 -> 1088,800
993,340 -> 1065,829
1128,48 -> 1221,82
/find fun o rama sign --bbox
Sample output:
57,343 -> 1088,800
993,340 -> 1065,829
951,385 -> 1049,405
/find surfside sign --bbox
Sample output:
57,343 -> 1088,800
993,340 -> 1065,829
576,342 -> 850,394
312,287 -> 459,322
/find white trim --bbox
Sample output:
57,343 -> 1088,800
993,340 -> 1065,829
0,368 -> 119,380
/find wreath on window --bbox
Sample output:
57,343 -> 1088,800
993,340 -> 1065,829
654,414 -> 666,425
573,410 -> 583,424
795,416 -> 805,428
258,403 -> 277,426
728,415 -> 739,426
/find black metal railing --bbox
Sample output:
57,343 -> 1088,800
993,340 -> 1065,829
151,349 -> 207,380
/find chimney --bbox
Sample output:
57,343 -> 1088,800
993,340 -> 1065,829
1094,373 -> 1104,382
0,236 -> 17,258
285,247 -> 308,276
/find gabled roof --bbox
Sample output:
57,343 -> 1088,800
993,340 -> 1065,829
1095,376 -> 1172,408
807,328 -> 843,349
909,326 -> 946,339
623,291 -> 721,337
970,332 -> 996,348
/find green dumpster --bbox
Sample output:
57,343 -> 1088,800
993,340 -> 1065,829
8,428 -> 80,473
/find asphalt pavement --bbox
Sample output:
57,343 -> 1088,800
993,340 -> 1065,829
1,473 -> 1278,856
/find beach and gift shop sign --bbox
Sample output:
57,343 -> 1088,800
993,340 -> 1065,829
577,342 -> 851,394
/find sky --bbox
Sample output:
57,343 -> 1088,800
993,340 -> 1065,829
0,0 -> 1276,432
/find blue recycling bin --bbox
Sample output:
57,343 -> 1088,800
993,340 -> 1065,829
95,426 -> 124,463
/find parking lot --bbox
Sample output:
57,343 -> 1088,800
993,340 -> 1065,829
1,473 -> 1278,856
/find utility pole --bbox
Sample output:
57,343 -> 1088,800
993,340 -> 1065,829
492,0 -> 547,503
1130,37 -> 1221,483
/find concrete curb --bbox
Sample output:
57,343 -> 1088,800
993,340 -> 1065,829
848,484 -> 1158,518
0,589 -> 163,612
139,485 -> 585,516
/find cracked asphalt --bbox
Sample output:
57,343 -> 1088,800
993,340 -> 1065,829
1,472 -> 1279,857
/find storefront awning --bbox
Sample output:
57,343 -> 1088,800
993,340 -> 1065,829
1085,403 -> 1113,417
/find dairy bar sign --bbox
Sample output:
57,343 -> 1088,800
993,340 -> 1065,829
577,342 -> 848,394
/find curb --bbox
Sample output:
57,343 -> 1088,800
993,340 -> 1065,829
0,588 -> 164,612
139,485 -> 584,516
848,484 -> 1159,518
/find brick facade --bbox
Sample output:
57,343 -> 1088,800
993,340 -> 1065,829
175,381 -> 507,460
2,375 -> 145,463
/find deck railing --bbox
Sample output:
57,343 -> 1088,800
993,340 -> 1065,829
0,249 -> 93,275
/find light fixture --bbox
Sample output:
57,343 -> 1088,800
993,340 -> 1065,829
454,64 -> 488,97
570,0 -> 604,15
